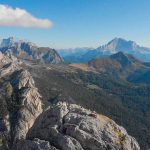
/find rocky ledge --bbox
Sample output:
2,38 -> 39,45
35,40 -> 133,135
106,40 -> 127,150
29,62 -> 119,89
14,102 -> 140,150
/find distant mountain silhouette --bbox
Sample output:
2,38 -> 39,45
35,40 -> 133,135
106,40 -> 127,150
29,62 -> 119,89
59,38 -> 150,63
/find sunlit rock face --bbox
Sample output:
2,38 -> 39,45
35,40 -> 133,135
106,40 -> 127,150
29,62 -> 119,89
0,37 -> 63,64
11,69 -> 43,142
15,102 -> 140,150
0,55 -> 43,149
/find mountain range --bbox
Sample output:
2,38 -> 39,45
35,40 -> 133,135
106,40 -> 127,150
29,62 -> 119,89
57,47 -> 93,63
0,50 -> 140,150
88,51 -> 150,84
0,37 -> 63,64
1,37 -> 150,149
58,38 -> 150,63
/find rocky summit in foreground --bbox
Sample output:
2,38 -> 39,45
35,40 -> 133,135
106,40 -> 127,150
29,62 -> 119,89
18,102 -> 140,150
0,52 -> 140,150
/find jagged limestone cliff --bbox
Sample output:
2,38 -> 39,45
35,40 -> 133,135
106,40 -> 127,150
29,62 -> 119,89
0,37 -> 63,64
0,52 -> 42,149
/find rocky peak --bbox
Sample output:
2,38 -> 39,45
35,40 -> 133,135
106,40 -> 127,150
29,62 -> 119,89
0,37 -> 15,48
0,56 -> 43,149
0,37 -> 33,48
0,52 -> 21,78
14,101 -> 140,150
0,37 -> 63,64
11,69 -> 43,142
98,38 -> 139,54
107,38 -> 125,50
110,52 -> 140,67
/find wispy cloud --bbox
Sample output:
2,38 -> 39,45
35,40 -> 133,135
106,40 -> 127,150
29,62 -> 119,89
0,4 -> 52,28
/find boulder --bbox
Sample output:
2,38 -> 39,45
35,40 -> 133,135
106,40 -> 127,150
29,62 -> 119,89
25,102 -> 140,150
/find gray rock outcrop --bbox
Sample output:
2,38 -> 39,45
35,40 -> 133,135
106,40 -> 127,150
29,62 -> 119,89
16,102 -> 140,150
0,54 -> 43,149
11,69 -> 43,142
15,138 -> 58,150
0,51 -> 21,78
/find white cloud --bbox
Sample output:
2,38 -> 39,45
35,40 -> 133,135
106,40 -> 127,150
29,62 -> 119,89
0,4 -> 52,28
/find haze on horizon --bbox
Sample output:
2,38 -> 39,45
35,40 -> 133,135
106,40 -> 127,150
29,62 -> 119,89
0,0 -> 150,49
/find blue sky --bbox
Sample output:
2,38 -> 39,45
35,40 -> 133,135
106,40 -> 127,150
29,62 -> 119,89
0,0 -> 150,49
